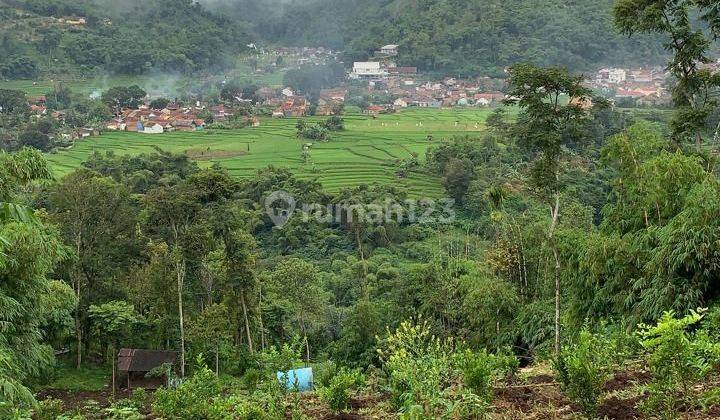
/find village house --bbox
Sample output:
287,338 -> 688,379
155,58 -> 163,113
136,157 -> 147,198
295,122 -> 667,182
394,97 -> 410,108
316,88 -> 347,116
58,16 -> 86,25
364,105 -> 387,115
474,92 -> 505,106
380,44 -> 399,56
350,62 -> 387,79
210,104 -> 233,121
273,96 -> 309,118
596,68 -> 627,85
105,103 -> 209,133
143,123 -> 164,134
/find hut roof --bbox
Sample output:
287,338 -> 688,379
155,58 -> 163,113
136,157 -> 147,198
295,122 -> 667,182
117,348 -> 176,372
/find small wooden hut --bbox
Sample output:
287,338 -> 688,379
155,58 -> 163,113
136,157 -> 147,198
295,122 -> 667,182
117,348 -> 177,389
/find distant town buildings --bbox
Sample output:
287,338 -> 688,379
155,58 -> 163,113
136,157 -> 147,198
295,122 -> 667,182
589,66 -> 672,106
350,62 -> 387,79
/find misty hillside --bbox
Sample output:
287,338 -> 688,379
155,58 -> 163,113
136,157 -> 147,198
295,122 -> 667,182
0,0 -> 251,78
211,0 -> 668,75
0,0 -> 667,79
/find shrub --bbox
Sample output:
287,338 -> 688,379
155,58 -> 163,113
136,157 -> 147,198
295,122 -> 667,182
460,347 -> 518,401
151,357 -> 221,418
207,394 -> 278,420
320,116 -> 344,131
378,320 -> 456,413
318,369 -> 364,413
378,319 -> 515,418
554,329 -> 613,416
638,309 -> 720,418
102,405 -> 144,420
313,360 -> 339,388
34,398 -> 64,420
460,350 -> 494,401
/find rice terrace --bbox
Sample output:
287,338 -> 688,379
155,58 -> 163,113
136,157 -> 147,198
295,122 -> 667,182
46,108 -> 494,197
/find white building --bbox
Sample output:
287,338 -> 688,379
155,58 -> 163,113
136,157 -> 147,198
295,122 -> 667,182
143,123 -> 164,134
380,44 -> 399,55
596,68 -> 627,85
350,62 -> 387,79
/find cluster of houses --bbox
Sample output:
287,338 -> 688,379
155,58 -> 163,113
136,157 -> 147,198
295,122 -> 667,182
390,78 -> 506,109
104,103 -> 253,134
349,43 -> 507,112
258,86 -> 347,118
589,67 -> 672,106
360,76 -> 507,114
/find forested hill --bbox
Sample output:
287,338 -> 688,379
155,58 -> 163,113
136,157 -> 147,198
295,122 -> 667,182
212,0 -> 668,75
0,0 -> 251,79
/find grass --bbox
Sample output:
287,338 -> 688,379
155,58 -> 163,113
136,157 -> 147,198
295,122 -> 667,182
46,108 -> 499,198
41,361 -> 110,392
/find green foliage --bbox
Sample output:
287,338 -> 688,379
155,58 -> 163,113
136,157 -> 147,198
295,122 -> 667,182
151,357 -> 222,419
103,388 -> 146,420
0,150 -> 70,413
101,86 -> 147,111
638,309 -> 720,418
614,0 -> 720,145
554,329 -> 613,416
378,319 -> 514,417
313,360 -> 339,388
230,0 -> 665,75
320,116 -> 345,131
33,397 -> 64,420
283,63 -> 345,98
296,119 -> 333,141
318,368 -> 364,413
3,0 -> 251,78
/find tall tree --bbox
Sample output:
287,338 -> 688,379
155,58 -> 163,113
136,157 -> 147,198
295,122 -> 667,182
144,184 -> 203,377
505,64 -> 601,354
268,258 -> 327,363
88,301 -> 141,398
224,230 -> 258,354
47,169 -> 140,368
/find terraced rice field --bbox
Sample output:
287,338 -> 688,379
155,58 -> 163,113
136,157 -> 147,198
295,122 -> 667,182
46,108 -> 496,197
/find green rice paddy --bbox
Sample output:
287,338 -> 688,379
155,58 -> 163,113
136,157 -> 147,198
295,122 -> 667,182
46,108 -> 497,197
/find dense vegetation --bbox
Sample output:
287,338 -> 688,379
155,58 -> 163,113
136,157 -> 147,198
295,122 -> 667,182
214,0 -> 668,75
4,0 -> 720,418
1,0 -> 669,80
0,0 -> 250,79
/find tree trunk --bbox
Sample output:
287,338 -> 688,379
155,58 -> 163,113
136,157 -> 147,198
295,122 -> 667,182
548,190 -> 561,356
553,245 -> 561,356
75,231 -> 83,369
176,255 -> 186,378
240,290 -> 254,354
304,334 -> 310,366
258,288 -> 266,351
300,316 -> 310,365
111,344 -> 116,399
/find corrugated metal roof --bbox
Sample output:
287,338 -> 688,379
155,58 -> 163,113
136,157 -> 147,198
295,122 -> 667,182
117,348 -> 177,372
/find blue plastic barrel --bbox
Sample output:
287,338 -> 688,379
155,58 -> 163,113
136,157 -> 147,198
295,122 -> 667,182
276,367 -> 313,391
